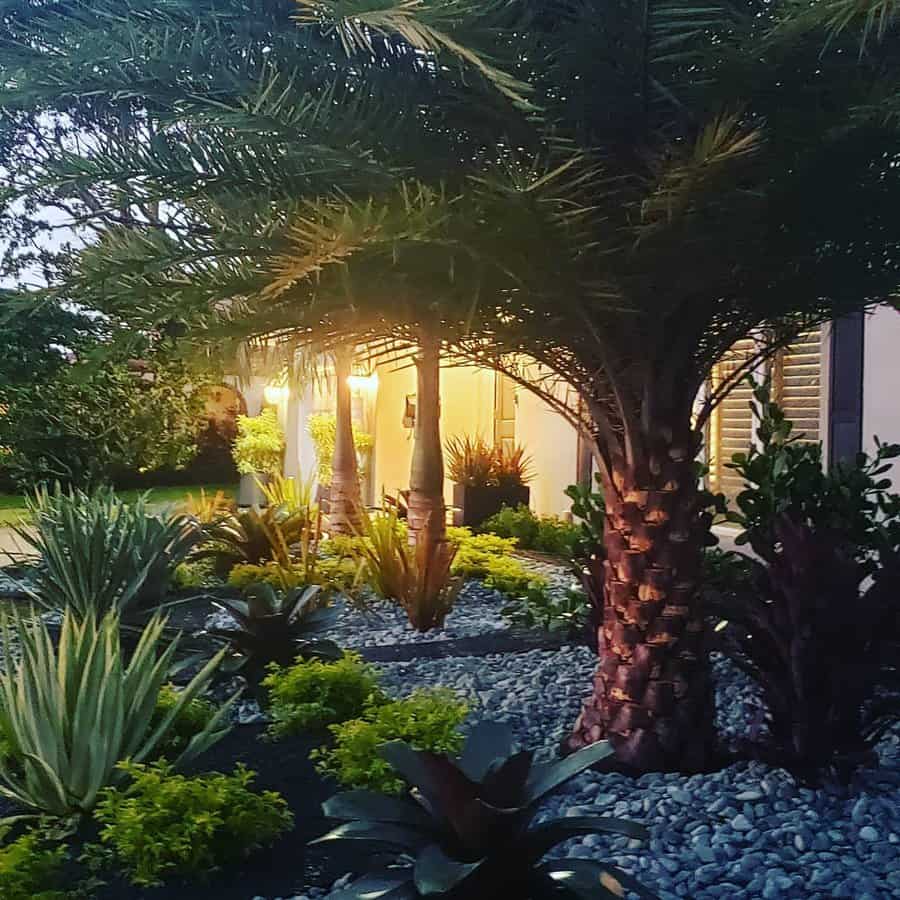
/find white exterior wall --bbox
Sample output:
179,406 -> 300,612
863,305 -> 900,483
512,383 -> 580,518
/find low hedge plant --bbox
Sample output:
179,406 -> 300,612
93,761 -> 293,887
312,688 -> 468,794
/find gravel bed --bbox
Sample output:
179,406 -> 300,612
287,647 -> 900,900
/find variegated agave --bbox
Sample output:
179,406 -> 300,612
207,582 -> 341,677
313,721 -> 658,899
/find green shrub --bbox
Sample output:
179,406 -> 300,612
150,685 -> 220,761
482,556 -> 546,596
479,505 -> 580,558
501,583 -> 589,634
233,409 -> 285,476
94,761 -> 293,886
312,689 -> 468,794
263,652 -> 386,738
449,530 -> 546,596
172,557 -> 219,589
0,826 -> 68,900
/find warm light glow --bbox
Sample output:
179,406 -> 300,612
264,383 -> 289,405
347,372 -> 379,393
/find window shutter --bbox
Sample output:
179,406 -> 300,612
772,326 -> 822,443
707,328 -> 823,502
708,338 -> 757,501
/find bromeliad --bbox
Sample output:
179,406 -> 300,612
312,721 -> 657,899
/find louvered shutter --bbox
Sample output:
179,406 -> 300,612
708,338 -> 757,501
707,329 -> 823,502
772,327 -> 822,443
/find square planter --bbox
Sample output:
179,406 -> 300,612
452,483 -> 530,528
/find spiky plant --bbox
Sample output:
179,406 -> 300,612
208,582 -> 342,678
14,485 -> 205,618
313,721 -> 657,899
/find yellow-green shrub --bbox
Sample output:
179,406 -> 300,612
263,652 -> 386,738
0,827 -> 67,900
233,409 -> 284,476
228,558 -> 363,594
94,761 -> 292,886
312,689 -> 468,794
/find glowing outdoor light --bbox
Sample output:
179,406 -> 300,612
264,382 -> 289,405
347,372 -> 379,394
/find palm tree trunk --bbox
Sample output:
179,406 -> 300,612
328,345 -> 363,534
407,331 -> 446,550
566,433 -> 715,773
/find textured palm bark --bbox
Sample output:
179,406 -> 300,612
328,345 -> 363,535
407,332 -> 446,551
567,441 -> 715,773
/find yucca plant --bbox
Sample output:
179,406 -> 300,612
445,436 -> 496,489
207,582 -> 342,679
0,609 -> 232,816
314,721 -> 657,899
358,512 -> 461,632
13,485 -> 205,619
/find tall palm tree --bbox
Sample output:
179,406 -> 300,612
3,0 -> 899,770
328,344 -> 363,534
407,330 -> 446,550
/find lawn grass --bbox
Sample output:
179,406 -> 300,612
0,483 -> 238,526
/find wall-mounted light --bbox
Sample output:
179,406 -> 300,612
264,382 -> 289,405
347,372 -> 379,394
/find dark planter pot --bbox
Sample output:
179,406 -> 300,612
452,483 -> 530,528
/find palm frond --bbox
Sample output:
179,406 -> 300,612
294,0 -> 534,109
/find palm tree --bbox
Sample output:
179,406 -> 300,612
407,330 -> 446,550
328,344 -> 363,534
3,0 -> 899,770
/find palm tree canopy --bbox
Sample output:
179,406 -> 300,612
2,0 -> 899,477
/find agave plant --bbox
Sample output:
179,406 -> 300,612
359,512 -> 461,632
14,485 -> 205,619
207,582 -> 342,677
0,608 -> 232,816
314,721 -> 657,899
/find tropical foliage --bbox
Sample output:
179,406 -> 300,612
0,609 -> 231,815
358,511 -> 461,631
313,721 -> 655,899
94,761 -> 293,887
312,688 -> 468,794
708,383 -> 900,779
207,582 -> 342,677
502,583 -> 590,636
263,652 -> 386,738
480,505 -> 580,558
14,486 -> 205,618
233,410 -> 285,476
446,437 -> 533,488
